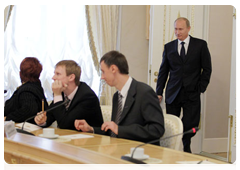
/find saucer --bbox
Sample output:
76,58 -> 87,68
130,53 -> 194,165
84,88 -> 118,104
124,154 -> 149,160
39,134 -> 59,139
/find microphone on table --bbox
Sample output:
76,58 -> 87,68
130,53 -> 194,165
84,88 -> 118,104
121,127 -> 200,164
16,98 -> 70,136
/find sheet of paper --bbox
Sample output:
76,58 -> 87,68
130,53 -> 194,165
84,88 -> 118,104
60,134 -> 94,139
171,164 -> 238,170
176,160 -> 216,164
15,122 -> 42,132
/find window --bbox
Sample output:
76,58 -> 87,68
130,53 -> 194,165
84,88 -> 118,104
4,5 -> 100,101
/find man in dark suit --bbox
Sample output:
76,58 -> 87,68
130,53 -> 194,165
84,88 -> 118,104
35,60 -> 103,130
75,51 -> 165,144
156,17 -> 212,152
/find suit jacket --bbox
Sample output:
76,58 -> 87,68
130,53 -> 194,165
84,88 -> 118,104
45,82 -> 103,130
4,81 -> 48,124
156,36 -> 212,104
95,78 -> 165,144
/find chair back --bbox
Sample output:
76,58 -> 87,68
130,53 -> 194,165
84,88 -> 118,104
160,113 -> 183,150
100,105 -> 112,122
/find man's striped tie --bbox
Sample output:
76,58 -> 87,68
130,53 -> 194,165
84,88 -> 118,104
110,93 -> 123,137
64,96 -> 70,110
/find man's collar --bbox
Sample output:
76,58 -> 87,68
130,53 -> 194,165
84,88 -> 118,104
65,86 -> 78,101
178,35 -> 190,44
118,76 -> 133,98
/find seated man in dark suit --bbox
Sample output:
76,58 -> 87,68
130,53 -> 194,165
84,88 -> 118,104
35,60 -> 103,130
75,51 -> 165,144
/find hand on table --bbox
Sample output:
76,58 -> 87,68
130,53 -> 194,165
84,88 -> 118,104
74,119 -> 94,133
101,121 -> 118,135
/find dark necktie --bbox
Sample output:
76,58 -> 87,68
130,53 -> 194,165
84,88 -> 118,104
110,93 -> 123,137
64,96 -> 70,110
180,42 -> 185,61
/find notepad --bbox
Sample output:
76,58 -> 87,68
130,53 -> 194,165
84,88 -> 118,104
15,122 -> 42,132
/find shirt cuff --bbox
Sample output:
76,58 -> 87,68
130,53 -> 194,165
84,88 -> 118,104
39,122 -> 47,127
54,95 -> 63,104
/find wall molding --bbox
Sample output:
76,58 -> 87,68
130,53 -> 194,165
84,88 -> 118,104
202,138 -> 228,153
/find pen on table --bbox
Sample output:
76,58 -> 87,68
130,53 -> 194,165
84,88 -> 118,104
197,159 -> 208,165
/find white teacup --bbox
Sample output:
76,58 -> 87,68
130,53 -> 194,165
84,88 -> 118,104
42,128 -> 55,137
130,147 -> 144,158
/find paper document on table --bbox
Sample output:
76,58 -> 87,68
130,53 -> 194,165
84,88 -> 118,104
176,160 -> 217,164
15,122 -> 42,132
60,134 -> 94,139
171,164 -> 238,170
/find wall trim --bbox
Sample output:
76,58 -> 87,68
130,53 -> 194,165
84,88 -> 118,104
202,138 -> 228,153
200,5 -> 210,153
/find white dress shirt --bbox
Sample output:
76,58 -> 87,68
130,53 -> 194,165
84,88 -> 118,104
178,35 -> 190,56
54,86 -> 78,105
118,76 -> 133,111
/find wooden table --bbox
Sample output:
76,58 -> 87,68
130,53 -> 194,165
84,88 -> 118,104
4,128 -> 227,164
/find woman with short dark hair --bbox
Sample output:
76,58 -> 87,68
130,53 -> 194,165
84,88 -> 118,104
4,57 -> 48,124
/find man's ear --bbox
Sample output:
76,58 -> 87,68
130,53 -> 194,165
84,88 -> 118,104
110,64 -> 118,74
68,74 -> 76,82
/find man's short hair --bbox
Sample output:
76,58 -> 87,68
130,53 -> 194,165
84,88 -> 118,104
100,50 -> 129,74
174,17 -> 190,28
56,60 -> 81,86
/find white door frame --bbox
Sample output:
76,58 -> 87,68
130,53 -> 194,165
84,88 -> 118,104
227,7 -> 236,163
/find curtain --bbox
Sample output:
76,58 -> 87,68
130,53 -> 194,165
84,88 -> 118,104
87,5 -> 120,105
4,5 -> 100,102
4,5 -> 14,31
85,6 -> 100,76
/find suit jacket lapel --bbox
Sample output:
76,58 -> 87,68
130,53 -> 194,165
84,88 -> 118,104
173,39 -> 182,62
66,85 -> 80,111
185,36 -> 195,62
111,92 -> 118,121
174,36 -> 195,63
117,79 -> 137,124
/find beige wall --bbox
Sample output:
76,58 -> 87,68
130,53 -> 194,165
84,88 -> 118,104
120,5 -> 149,84
204,5 -> 233,138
